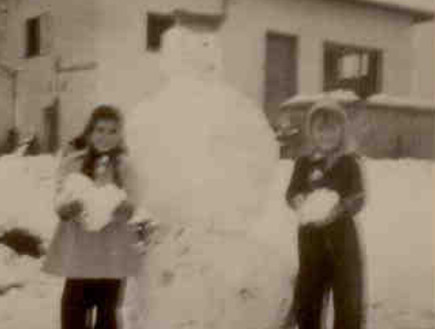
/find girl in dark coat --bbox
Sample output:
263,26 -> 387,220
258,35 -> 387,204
282,99 -> 366,329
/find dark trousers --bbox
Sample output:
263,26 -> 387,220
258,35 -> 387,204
61,278 -> 124,329
286,218 -> 365,329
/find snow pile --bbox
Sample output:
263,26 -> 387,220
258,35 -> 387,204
0,245 -> 61,329
57,173 -> 127,231
297,189 -> 339,225
127,26 -> 277,233
0,245 -> 40,290
127,77 -> 277,232
0,154 -> 433,329
0,154 -> 59,242
359,158 -> 434,329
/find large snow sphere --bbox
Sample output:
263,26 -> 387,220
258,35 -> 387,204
127,77 -> 278,232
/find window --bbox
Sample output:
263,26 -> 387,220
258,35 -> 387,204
25,17 -> 40,57
146,13 -> 175,51
25,13 -> 52,58
324,42 -> 382,98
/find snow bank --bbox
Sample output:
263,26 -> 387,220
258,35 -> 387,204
0,154 -> 60,242
0,155 -> 433,329
360,158 -> 434,328
0,245 -> 61,329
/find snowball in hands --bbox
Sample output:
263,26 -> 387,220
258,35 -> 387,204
56,173 -> 127,231
297,189 -> 339,224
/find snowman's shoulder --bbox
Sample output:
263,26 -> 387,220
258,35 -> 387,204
115,154 -> 141,203
116,154 -> 138,185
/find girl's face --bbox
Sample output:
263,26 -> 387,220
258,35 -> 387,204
311,115 -> 343,154
89,119 -> 122,153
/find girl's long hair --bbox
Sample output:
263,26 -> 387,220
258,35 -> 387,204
69,104 -> 126,187
302,98 -> 356,168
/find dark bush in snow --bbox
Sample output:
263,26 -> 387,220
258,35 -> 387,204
0,228 -> 45,258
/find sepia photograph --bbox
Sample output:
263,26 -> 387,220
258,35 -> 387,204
0,0 -> 433,328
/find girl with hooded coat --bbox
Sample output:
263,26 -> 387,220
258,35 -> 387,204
43,105 -> 142,329
283,99 -> 366,329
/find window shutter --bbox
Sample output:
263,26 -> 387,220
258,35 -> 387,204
146,13 -> 175,51
25,17 -> 40,58
324,46 -> 338,91
323,43 -> 382,97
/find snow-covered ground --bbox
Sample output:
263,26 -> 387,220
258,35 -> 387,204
0,155 -> 433,329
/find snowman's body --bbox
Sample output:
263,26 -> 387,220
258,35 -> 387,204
124,25 -> 298,329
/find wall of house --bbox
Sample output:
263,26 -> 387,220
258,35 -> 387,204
281,102 -> 435,159
2,0 -> 426,146
92,0 -> 162,112
0,69 -> 14,147
3,0 -> 99,146
91,0 -> 418,128
4,0 -> 55,140
0,1 -> 13,147
412,21 -> 435,101
92,0 -> 227,112
51,0 -> 99,145
219,0 -> 416,120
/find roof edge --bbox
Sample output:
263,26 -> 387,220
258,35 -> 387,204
338,0 -> 434,22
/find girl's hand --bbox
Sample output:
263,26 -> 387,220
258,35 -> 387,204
113,200 -> 135,222
134,220 -> 158,243
56,200 -> 83,221
131,220 -> 162,254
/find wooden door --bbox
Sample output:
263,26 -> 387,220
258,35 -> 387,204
264,32 -> 298,129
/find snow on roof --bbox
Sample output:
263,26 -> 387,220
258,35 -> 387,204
367,94 -> 435,111
281,91 -> 435,112
343,0 -> 435,21
280,90 -> 360,108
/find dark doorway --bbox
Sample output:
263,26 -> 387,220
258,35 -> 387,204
43,98 -> 59,153
264,32 -> 298,129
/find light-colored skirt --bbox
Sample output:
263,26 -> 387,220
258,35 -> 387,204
43,219 -> 142,278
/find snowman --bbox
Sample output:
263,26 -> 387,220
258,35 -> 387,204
124,19 -> 298,329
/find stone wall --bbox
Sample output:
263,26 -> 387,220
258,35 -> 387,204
280,101 -> 435,159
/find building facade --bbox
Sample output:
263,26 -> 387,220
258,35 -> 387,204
0,0 -> 433,149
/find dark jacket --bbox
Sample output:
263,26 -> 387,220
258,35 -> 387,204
286,153 -> 365,223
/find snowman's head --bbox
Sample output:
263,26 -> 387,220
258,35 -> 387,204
160,25 -> 224,80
